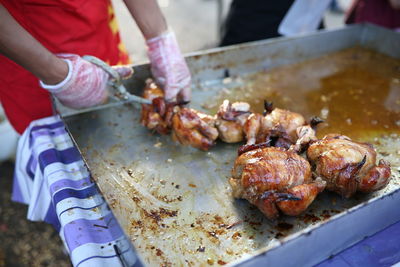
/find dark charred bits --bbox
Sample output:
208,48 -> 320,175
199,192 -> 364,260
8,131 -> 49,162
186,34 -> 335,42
156,248 -> 163,256
248,221 -> 262,227
145,208 -> 177,224
196,246 -> 206,252
218,260 -> 227,265
190,223 -> 195,227
275,233 -> 284,239
132,196 -> 141,203
276,222 -> 294,232
322,214 -> 331,220
321,210 -> 332,220
214,215 -> 223,222
224,69 -> 230,78
131,220 -> 143,229
301,213 -> 321,223
159,208 -> 177,217
231,232 -> 241,240
175,185 -> 180,189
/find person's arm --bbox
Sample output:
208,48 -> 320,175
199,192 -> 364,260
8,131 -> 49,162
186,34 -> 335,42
0,4 -> 68,85
0,4 -> 132,109
123,0 -> 191,102
123,0 -> 167,39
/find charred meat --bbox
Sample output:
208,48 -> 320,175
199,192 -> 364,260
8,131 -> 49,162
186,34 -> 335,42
307,134 -> 391,198
242,101 -> 321,152
215,100 -> 251,143
230,147 -> 326,219
171,107 -> 219,151
140,79 -> 172,135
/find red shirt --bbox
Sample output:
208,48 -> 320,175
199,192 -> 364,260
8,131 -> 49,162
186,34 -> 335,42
0,0 -> 130,134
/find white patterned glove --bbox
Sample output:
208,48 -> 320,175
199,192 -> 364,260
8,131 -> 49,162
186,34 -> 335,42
146,31 -> 191,102
40,54 -> 133,109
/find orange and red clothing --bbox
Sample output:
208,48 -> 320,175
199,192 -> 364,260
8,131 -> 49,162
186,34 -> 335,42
0,0 -> 130,134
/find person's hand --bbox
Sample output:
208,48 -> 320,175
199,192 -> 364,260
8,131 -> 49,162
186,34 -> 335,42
146,31 -> 191,102
39,54 -> 133,109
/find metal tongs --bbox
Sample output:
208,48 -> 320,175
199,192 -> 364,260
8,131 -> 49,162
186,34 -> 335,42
83,55 -> 151,105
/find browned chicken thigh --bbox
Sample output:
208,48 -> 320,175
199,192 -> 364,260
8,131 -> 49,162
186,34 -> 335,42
307,134 -> 391,198
215,100 -> 251,143
171,107 -> 219,151
230,147 -> 326,219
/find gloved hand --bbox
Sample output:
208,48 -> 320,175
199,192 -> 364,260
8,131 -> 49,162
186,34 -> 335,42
146,31 -> 191,102
39,54 -> 133,109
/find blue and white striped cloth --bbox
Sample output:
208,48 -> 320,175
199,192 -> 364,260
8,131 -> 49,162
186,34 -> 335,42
12,115 -> 142,267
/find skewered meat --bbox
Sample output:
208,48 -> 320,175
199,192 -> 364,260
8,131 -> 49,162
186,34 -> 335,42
171,107 -> 219,151
243,113 -> 264,145
243,101 -> 322,151
140,79 -> 172,135
230,147 -> 326,219
307,134 -> 391,198
289,117 -> 324,152
262,101 -> 307,147
215,100 -> 251,143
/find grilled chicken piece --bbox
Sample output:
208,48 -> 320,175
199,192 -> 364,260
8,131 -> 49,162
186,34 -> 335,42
140,79 -> 172,135
243,113 -> 264,145
171,107 -> 219,151
215,100 -> 251,143
230,147 -> 326,219
242,101 -> 322,152
262,101 -> 307,147
289,117 -> 323,152
307,134 -> 391,198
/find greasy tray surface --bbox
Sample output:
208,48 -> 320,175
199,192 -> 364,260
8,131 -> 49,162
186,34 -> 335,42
67,104 -> 400,266
62,25 -> 400,266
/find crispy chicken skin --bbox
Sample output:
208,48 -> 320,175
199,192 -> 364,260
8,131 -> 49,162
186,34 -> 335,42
215,100 -> 251,143
140,79 -> 172,135
307,134 -> 391,198
263,107 -> 306,145
230,147 -> 326,219
243,101 -> 321,152
171,107 -> 219,151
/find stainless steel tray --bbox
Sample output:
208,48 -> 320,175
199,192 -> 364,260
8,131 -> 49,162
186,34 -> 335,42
58,24 -> 400,266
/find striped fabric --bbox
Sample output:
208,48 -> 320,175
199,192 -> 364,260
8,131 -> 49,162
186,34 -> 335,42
12,115 -> 142,267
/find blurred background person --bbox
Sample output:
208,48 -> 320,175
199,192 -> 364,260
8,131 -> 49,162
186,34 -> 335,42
220,0 -> 294,46
346,0 -> 400,30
